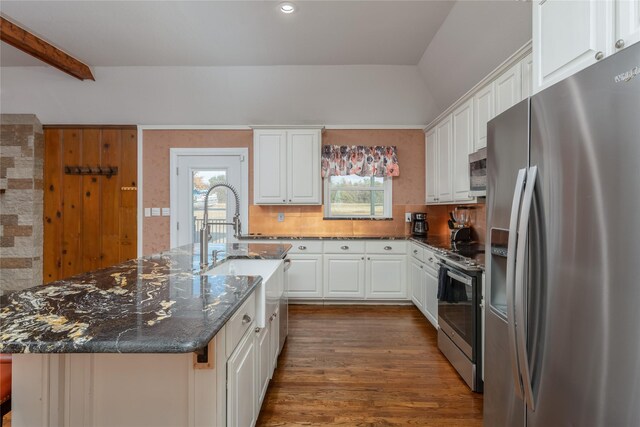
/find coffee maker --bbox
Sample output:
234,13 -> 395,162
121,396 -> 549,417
411,213 -> 428,237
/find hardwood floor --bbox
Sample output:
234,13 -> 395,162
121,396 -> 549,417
257,305 -> 483,426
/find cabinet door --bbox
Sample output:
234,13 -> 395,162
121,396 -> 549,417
425,127 -> 438,204
323,255 -> 365,299
521,53 -> 533,100
436,116 -> 453,203
270,306 -> 279,372
452,99 -> 474,202
254,130 -> 287,204
366,255 -> 407,299
287,130 -> 321,204
616,0 -> 640,50
533,0 -> 611,93
286,254 -> 323,298
227,331 -> 257,427
409,259 -> 425,311
423,267 -> 439,329
473,84 -> 494,151
256,325 -> 270,407
494,62 -> 522,117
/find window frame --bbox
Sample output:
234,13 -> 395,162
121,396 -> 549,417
323,175 -> 393,219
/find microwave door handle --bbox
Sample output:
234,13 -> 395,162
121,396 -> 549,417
506,168 -> 527,399
446,270 -> 472,286
515,166 -> 538,411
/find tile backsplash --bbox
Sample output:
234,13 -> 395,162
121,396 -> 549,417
425,202 -> 486,244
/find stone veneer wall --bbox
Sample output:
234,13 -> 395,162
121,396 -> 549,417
0,114 -> 44,294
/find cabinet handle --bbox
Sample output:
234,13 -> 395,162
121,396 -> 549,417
595,51 -> 604,61
255,327 -> 261,333
413,249 -> 418,254
273,312 -> 277,318
242,314 -> 252,324
289,199 -> 292,202
615,39 -> 625,49
282,199 -> 286,202
384,246 -> 392,251
340,245 -> 349,250
428,257 -> 434,262
367,257 -> 371,260
298,245 -> 307,250
420,265 -> 423,269
361,257 -> 365,260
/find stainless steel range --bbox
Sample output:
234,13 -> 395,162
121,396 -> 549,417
433,246 -> 484,392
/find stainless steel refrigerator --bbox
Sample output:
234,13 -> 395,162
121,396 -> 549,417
484,42 -> 640,426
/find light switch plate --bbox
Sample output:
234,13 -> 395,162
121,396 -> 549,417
161,208 -> 170,216
277,213 -> 285,222
151,208 -> 161,217
144,208 -> 151,217
405,212 -> 412,223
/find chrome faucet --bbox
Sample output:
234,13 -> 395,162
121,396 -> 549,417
199,183 -> 242,269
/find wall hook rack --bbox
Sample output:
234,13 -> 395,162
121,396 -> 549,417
64,165 -> 119,177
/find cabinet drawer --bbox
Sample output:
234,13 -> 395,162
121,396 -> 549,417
284,240 -> 323,254
366,241 -> 407,254
423,247 -> 439,271
323,241 -> 366,254
225,292 -> 256,358
410,244 -> 425,262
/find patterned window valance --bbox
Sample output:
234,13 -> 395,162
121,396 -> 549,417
321,145 -> 400,178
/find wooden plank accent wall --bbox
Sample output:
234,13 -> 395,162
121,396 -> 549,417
43,127 -> 137,284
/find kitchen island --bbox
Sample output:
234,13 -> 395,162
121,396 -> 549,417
0,242 -> 290,427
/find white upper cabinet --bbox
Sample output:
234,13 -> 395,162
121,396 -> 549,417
452,99 -> 474,202
253,130 -> 287,204
254,128 -> 322,205
533,0 -> 612,93
521,53 -> 533,100
473,84 -> 494,151
494,62 -> 522,117
616,0 -> 640,50
436,115 -> 453,203
287,130 -> 321,204
425,127 -> 438,204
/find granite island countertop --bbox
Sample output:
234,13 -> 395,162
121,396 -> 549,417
0,243 -> 291,354
239,234 -> 409,240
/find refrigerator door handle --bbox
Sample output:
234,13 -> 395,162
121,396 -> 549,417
506,167 -> 527,399
515,165 -> 538,411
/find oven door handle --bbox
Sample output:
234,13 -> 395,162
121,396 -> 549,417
446,270 -> 472,286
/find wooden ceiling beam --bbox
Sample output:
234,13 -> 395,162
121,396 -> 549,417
0,16 -> 94,81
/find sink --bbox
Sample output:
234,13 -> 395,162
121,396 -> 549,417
204,259 -> 282,328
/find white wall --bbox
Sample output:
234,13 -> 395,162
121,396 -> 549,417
418,1 -> 532,121
0,65 -> 438,126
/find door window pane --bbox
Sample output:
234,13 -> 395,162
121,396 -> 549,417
192,170 -> 228,244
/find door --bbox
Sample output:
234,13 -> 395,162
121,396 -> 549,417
423,266 -> 438,328
425,127 -> 438,203
526,41 -> 640,426
533,0 -> 611,92
286,255 -> 323,298
495,62 -> 522,117
287,130 -> 321,204
484,99 -> 529,427
270,306 -> 279,372
174,155 -> 242,248
616,0 -> 640,51
409,259 -> 425,311
366,255 -> 407,299
436,116 -> 453,203
256,325 -> 270,407
520,53 -> 533,100
227,331 -> 257,427
452,99 -> 474,202
474,84 -> 494,150
323,255 -> 365,299
254,130 -> 287,204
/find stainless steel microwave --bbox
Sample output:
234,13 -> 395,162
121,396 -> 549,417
469,148 -> 487,197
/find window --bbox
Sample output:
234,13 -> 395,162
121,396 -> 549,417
324,175 -> 392,219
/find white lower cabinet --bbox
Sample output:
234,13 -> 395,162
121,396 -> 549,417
323,255 -> 366,299
423,265 -> 439,328
270,306 -> 280,372
366,255 -> 407,299
227,329 -> 258,427
256,324 -> 270,406
287,254 -> 323,298
409,259 -> 425,311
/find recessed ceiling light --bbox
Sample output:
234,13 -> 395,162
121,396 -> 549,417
279,2 -> 296,14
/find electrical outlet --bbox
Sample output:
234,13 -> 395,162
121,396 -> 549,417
405,212 -> 412,223
151,208 -> 161,217
277,213 -> 285,222
161,208 -> 170,216
144,208 -> 151,217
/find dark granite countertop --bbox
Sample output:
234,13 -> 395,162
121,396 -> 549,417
240,234 -> 409,240
409,237 -> 485,269
0,243 -> 291,354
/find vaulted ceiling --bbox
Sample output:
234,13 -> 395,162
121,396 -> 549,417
0,1 -> 531,126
